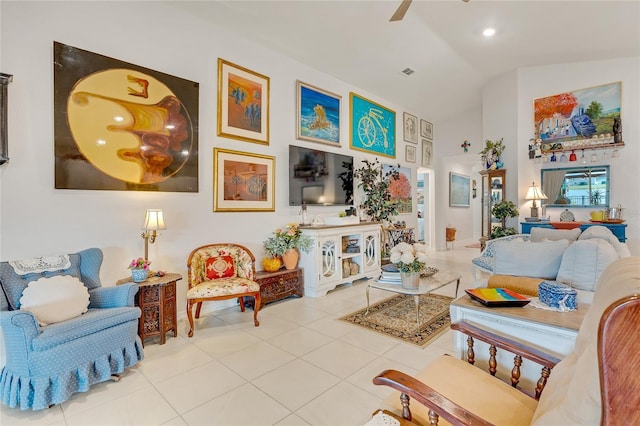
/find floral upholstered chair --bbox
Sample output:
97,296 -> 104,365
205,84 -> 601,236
0,248 -> 143,411
186,243 -> 261,337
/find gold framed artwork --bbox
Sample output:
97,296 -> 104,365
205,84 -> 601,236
296,80 -> 341,146
420,119 -> 433,140
422,139 -> 433,167
213,148 -> 275,212
403,112 -> 418,144
217,59 -> 270,145
405,145 -> 416,163
349,92 -> 396,158
53,41 -> 199,192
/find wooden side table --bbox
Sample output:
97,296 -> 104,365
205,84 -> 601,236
245,268 -> 304,310
117,273 -> 182,346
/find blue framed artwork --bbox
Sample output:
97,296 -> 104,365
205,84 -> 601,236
296,80 -> 341,146
449,172 -> 470,207
349,92 -> 396,158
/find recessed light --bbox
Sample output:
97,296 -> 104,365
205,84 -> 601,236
483,28 -> 496,37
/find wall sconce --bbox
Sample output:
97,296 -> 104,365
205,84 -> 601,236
525,182 -> 548,219
142,209 -> 166,260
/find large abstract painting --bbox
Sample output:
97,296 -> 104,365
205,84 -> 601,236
349,92 -> 395,158
534,82 -> 621,144
54,42 -> 199,192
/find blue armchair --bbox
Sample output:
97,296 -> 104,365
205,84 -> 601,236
0,248 -> 144,410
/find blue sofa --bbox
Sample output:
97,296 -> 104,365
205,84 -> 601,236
0,248 -> 143,410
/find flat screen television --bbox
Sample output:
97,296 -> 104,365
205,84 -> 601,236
289,145 -> 353,206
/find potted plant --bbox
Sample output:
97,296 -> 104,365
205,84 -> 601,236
128,257 -> 151,282
353,158 -> 400,223
263,223 -> 314,270
389,242 -> 428,289
490,200 -> 519,239
479,138 -> 505,169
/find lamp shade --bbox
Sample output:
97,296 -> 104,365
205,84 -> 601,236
525,182 -> 548,201
143,209 -> 167,231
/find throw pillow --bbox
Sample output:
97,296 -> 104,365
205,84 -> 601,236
494,240 -> 569,279
578,225 -> 630,258
530,227 -> 581,243
19,275 -> 90,326
205,256 -> 236,279
556,239 -> 619,291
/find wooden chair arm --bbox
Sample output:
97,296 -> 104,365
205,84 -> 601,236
452,322 -> 561,369
373,369 -> 494,426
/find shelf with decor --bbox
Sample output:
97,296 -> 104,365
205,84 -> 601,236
530,140 -> 625,158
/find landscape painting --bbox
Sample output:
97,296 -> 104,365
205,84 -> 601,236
534,81 -> 621,143
384,164 -> 412,214
296,80 -> 341,145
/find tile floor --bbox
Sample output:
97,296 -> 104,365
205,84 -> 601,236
2,243 -> 481,426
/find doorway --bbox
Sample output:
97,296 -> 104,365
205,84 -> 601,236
417,168 -> 432,247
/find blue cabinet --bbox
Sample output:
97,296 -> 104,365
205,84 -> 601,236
520,222 -> 627,242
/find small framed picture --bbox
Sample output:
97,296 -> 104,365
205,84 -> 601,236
421,139 -> 433,167
405,145 -> 416,163
213,148 -> 275,212
403,112 -> 418,144
420,119 -> 433,140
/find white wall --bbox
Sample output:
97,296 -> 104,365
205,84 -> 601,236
483,57 -> 639,254
433,106 -> 483,249
0,2 -> 422,315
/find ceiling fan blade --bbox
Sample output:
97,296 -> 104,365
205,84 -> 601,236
390,0 -> 412,22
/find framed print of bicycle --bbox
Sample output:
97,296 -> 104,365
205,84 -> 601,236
349,92 -> 396,158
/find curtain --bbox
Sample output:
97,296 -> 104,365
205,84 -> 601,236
542,171 -> 567,204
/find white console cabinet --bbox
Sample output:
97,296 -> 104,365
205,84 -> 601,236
299,222 -> 381,297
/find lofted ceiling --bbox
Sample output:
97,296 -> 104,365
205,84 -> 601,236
170,0 -> 640,123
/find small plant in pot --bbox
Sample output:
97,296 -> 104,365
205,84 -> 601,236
490,200 -> 519,239
263,223 -> 314,271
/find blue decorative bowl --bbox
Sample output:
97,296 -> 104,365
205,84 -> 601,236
131,269 -> 149,283
538,281 -> 577,310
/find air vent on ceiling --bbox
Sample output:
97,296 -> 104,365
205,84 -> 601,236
401,68 -> 415,76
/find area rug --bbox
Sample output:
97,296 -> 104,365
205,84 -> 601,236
339,293 -> 453,348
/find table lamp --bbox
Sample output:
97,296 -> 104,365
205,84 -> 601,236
142,209 -> 166,260
525,182 -> 547,218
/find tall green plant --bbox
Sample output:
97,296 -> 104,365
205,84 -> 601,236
353,159 -> 400,223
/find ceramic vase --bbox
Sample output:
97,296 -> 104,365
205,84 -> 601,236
282,249 -> 300,270
400,271 -> 420,290
131,269 -> 149,283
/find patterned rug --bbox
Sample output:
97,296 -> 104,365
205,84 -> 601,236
339,293 -> 453,347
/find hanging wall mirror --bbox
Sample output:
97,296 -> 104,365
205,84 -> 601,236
541,166 -> 610,208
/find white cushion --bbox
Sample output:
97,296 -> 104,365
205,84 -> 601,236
494,240 -> 569,279
19,275 -> 90,326
579,225 -> 630,258
556,239 -> 619,291
530,227 -> 581,243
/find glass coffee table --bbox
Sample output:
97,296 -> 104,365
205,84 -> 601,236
366,270 -> 461,325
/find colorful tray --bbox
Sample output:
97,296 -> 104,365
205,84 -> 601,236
465,288 -> 531,307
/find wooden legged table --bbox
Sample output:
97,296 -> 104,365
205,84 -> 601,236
117,273 -> 182,346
